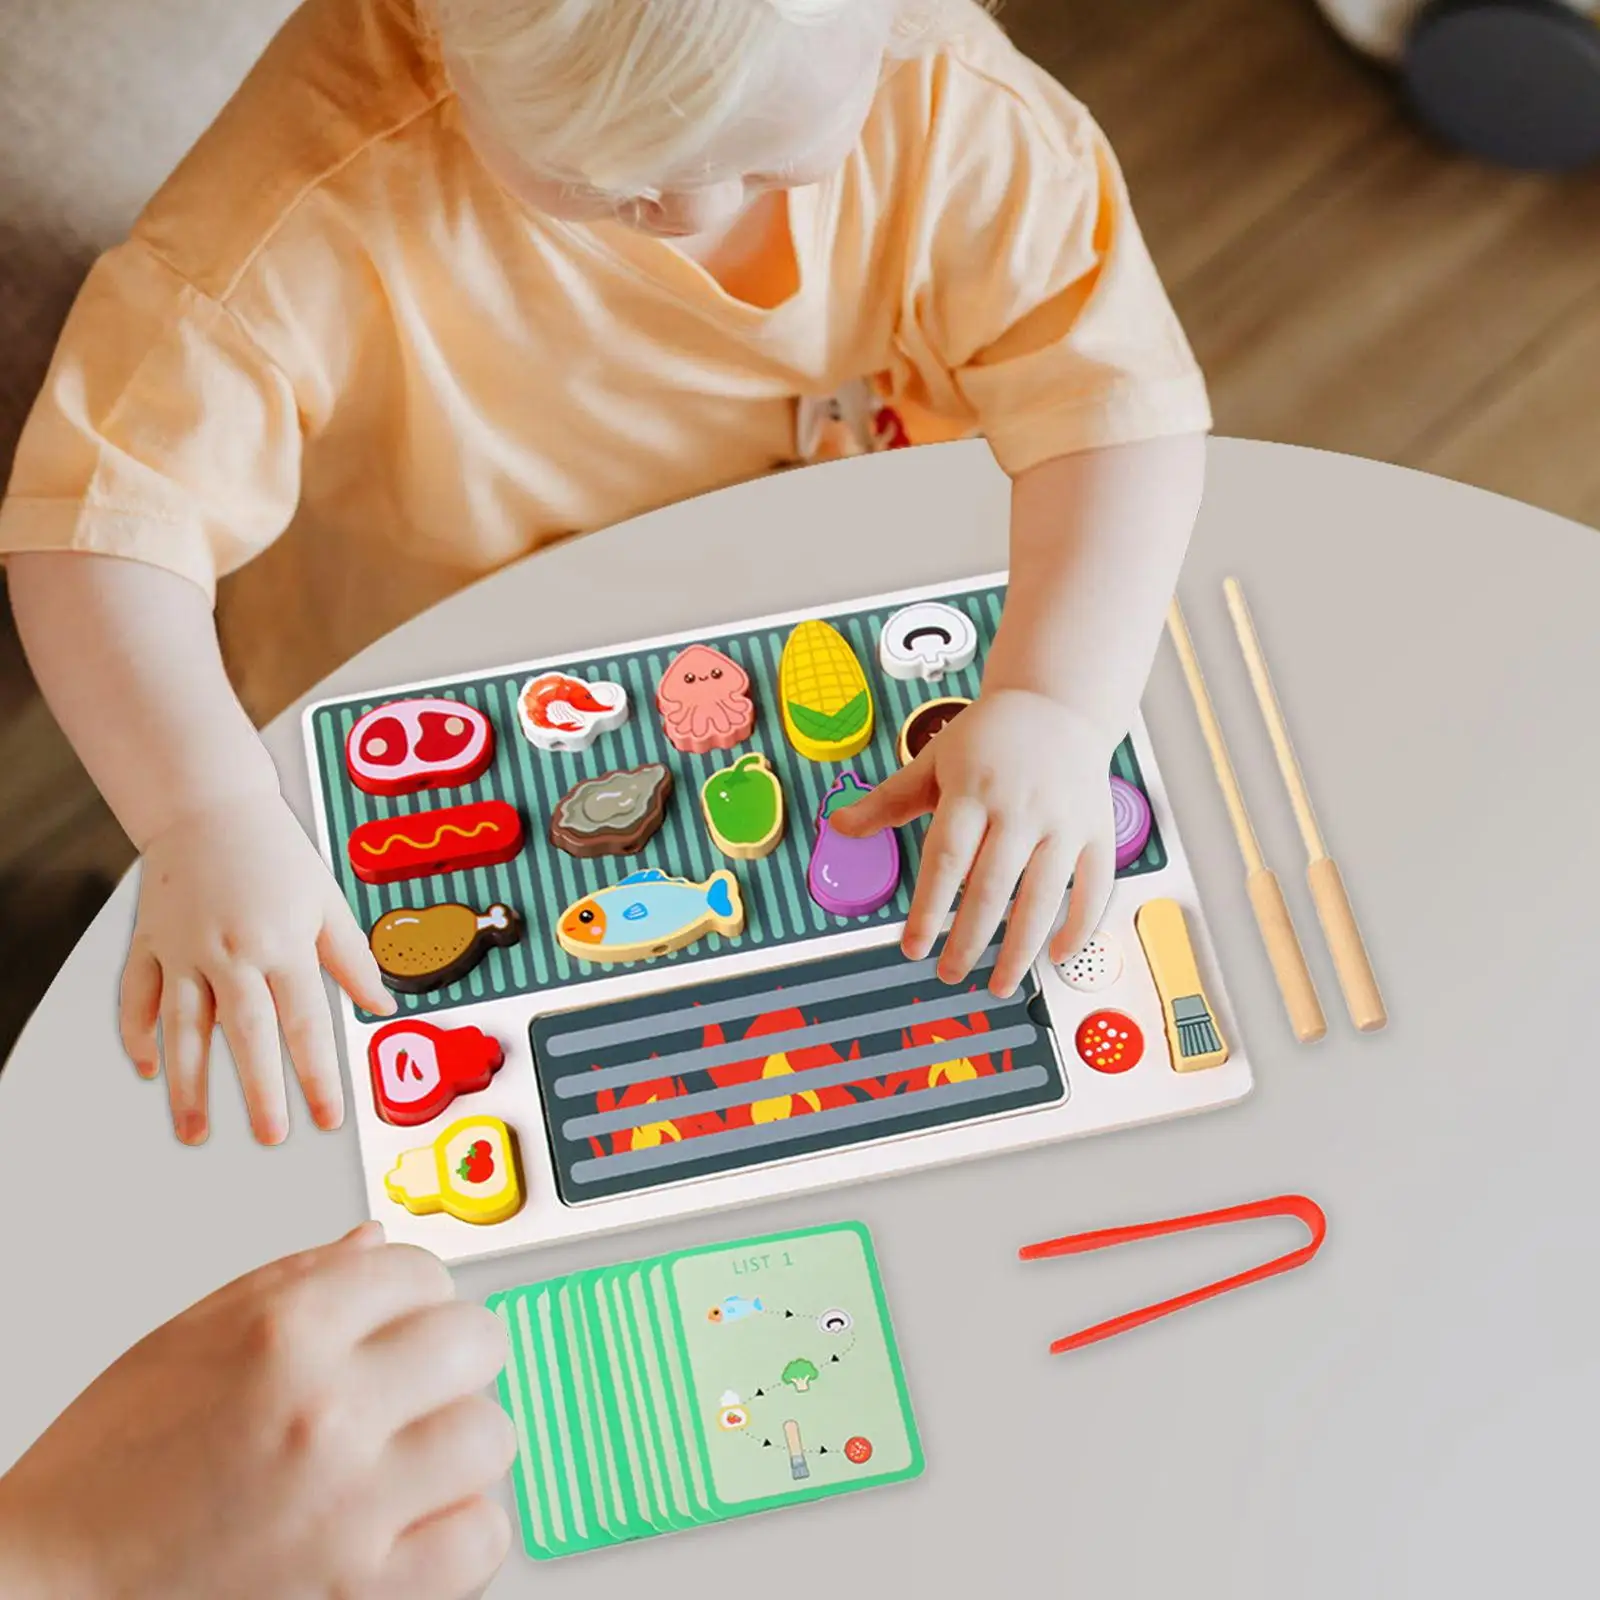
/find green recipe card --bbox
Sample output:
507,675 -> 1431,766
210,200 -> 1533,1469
488,1223 -> 923,1559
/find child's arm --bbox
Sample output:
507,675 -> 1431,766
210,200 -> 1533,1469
833,433 -> 1206,995
7,551 -> 393,1144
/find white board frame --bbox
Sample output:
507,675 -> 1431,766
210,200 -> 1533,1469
304,572 -> 1253,1265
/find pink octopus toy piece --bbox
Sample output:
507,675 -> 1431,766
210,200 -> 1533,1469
656,645 -> 756,754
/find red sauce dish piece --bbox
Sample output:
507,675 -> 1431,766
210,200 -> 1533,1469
1074,1009 -> 1145,1075
345,698 -> 495,796
347,800 -> 524,884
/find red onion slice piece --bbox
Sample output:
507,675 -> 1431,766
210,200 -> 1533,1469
1111,775 -> 1153,869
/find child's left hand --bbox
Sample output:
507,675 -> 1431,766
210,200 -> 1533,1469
829,688 -> 1117,998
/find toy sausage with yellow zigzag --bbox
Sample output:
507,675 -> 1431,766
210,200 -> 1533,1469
347,801 -> 524,884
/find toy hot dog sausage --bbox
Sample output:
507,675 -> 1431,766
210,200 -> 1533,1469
345,698 -> 494,796
346,800 -> 523,884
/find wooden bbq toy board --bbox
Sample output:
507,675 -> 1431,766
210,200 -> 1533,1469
303,574 -> 1253,1265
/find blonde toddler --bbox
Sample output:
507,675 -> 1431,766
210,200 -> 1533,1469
1,0 -> 1210,1145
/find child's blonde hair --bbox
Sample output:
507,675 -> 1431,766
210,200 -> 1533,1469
432,0 -> 968,197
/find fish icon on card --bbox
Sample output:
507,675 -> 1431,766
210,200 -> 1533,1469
707,1295 -> 763,1324
556,868 -> 745,965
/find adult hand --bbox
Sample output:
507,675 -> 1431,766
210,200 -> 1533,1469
0,1224 -> 514,1600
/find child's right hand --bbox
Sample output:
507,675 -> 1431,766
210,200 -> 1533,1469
121,791 -> 396,1145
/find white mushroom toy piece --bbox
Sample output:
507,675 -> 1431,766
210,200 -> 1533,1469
877,601 -> 979,683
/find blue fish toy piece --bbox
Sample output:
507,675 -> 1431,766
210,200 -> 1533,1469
709,1295 -> 764,1325
557,867 -> 744,964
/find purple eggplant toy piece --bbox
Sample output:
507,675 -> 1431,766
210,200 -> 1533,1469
808,770 -> 901,918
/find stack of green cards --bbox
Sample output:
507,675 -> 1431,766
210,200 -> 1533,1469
487,1222 -> 923,1559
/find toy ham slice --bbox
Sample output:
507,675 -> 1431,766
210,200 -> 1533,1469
346,699 -> 494,796
346,801 -> 523,884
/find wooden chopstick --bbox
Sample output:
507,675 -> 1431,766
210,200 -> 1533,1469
1222,578 -> 1387,1033
1165,600 -> 1326,1044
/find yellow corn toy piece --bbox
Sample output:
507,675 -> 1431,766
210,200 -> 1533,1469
779,619 -> 874,762
385,1115 -> 524,1225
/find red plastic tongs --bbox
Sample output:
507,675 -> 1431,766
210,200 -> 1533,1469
1019,1194 -> 1327,1355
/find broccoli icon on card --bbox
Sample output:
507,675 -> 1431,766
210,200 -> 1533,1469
781,1357 -> 819,1394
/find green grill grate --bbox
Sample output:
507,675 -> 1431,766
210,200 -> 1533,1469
308,584 -> 1166,1017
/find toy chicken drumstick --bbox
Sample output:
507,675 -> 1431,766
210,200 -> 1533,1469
1222,578 -> 1387,1033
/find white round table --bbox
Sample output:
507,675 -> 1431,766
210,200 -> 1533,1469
3,439 -> 1596,1596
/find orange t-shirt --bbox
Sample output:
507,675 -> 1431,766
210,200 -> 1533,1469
0,0 -> 1209,718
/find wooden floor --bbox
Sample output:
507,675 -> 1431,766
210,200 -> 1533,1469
1,0 -> 1597,1051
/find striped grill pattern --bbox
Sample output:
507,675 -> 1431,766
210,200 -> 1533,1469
531,939 -> 1067,1203
308,584 -> 1167,1018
